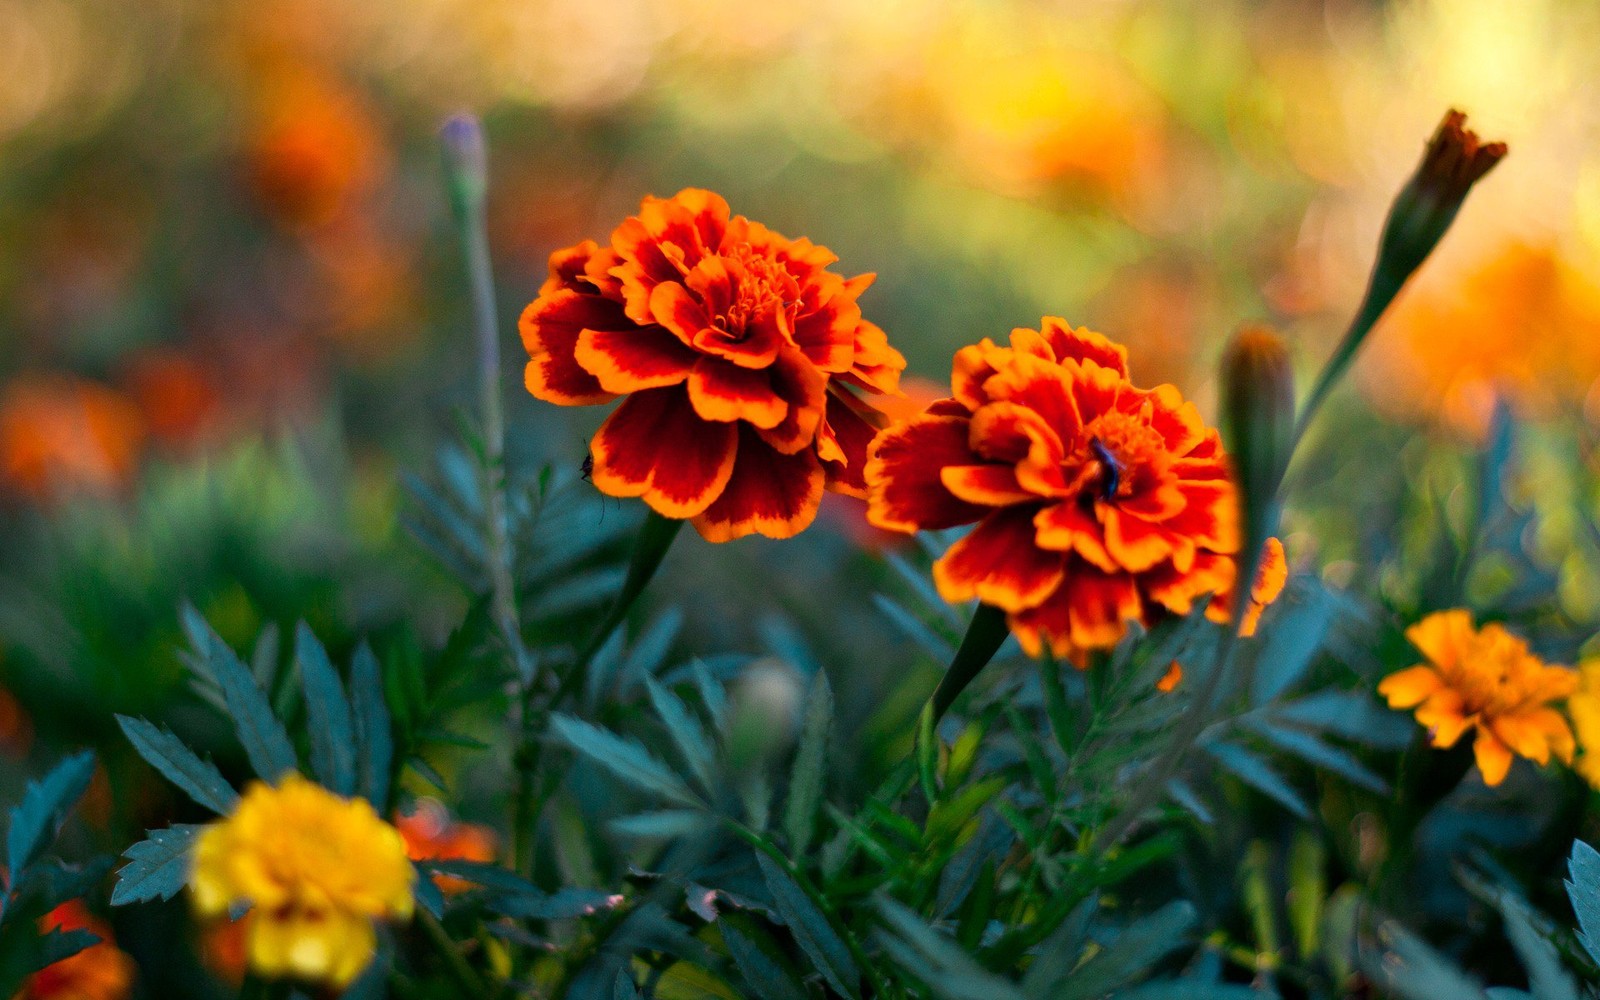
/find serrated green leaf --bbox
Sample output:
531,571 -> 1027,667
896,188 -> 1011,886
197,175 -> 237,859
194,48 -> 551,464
755,851 -> 859,1000
200,623 -> 298,783
607,811 -> 705,840
111,824 -> 204,906
1054,901 -> 1196,1000
1565,840 -> 1600,966
6,752 -> 94,879
295,623 -> 357,796
1496,893 -> 1580,1000
1204,741 -> 1311,820
784,670 -> 832,858
722,922 -> 808,1000
116,716 -> 237,815
645,677 -> 717,796
1368,921 -> 1489,1000
875,897 -> 1026,1000
350,643 -> 393,809
548,714 -> 701,809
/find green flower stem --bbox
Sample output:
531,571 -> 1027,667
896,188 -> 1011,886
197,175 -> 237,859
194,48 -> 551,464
928,602 -> 1012,724
419,907 -> 492,1000
513,510 -> 683,879
441,114 -> 522,672
554,509 -> 685,707
1091,628 -> 1242,853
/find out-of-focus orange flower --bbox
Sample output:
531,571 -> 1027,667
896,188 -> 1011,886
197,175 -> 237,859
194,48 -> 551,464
0,376 -> 145,501
0,684 -> 34,758
18,901 -> 135,1000
1156,661 -> 1184,693
839,8 -> 1164,201
1379,610 -> 1578,786
1365,241 -> 1600,435
242,65 -> 385,231
123,350 -> 223,450
200,911 -> 249,987
520,188 -> 906,542
395,799 -> 498,895
865,318 -> 1277,661
301,220 -> 419,359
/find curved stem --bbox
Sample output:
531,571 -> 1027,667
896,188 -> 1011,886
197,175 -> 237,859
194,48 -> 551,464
929,602 -> 1011,723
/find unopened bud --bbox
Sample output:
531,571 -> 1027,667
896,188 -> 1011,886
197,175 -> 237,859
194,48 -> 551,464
1377,109 -> 1507,287
440,113 -> 488,220
1222,325 -> 1295,600
726,658 -> 805,768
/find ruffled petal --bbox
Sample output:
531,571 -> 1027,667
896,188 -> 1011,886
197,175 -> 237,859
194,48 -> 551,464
590,387 -> 737,518
687,357 -> 786,428
939,465 -> 1035,507
1405,609 -> 1477,672
818,388 -> 885,498
519,290 -> 624,405
574,326 -> 698,394
693,426 -> 824,542
1473,729 -> 1515,786
932,508 -> 1064,612
755,347 -> 828,454
1036,317 -> 1129,376
1377,666 -> 1445,709
865,414 -> 989,533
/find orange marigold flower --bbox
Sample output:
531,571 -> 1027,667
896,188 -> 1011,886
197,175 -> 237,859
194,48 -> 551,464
1569,661 -> 1600,791
1155,661 -> 1183,693
395,799 -> 498,894
864,318 -> 1275,660
519,188 -> 906,542
19,901 -> 135,1000
0,376 -> 145,502
1378,610 -> 1578,787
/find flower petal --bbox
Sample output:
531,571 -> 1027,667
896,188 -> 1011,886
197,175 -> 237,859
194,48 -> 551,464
1377,666 -> 1444,709
755,347 -> 828,454
933,507 -> 1064,612
575,326 -> 698,394
693,427 -> 824,542
818,388 -> 884,498
939,465 -> 1035,507
1473,729 -> 1515,786
590,387 -> 737,518
687,357 -> 786,428
865,414 -> 989,533
519,290 -> 623,405
1037,317 -> 1129,376
1405,609 -> 1477,672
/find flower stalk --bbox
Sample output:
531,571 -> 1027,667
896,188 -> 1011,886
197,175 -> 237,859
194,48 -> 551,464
441,113 -> 524,680
1293,109 -> 1506,448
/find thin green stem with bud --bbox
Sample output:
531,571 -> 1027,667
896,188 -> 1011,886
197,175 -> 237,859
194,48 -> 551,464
441,114 -> 522,673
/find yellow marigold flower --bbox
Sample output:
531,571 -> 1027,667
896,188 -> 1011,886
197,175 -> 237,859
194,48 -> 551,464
189,774 -> 415,987
1569,661 -> 1600,791
1379,610 -> 1578,787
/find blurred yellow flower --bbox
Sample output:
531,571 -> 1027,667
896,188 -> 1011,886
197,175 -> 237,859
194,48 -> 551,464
1379,610 -> 1577,786
189,775 -> 415,987
1568,661 -> 1600,790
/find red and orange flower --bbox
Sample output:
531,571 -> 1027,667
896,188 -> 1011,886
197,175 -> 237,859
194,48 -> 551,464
519,189 -> 905,541
18,901 -> 135,1000
865,318 -> 1282,660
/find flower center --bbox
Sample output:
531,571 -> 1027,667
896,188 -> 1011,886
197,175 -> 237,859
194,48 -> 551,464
713,246 -> 797,341
1073,412 -> 1165,504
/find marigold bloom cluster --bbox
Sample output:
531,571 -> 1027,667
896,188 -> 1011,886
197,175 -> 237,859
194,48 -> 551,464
1379,610 -> 1577,787
18,901 -> 134,1000
189,775 -> 416,987
520,188 -> 906,541
864,318 -> 1281,659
